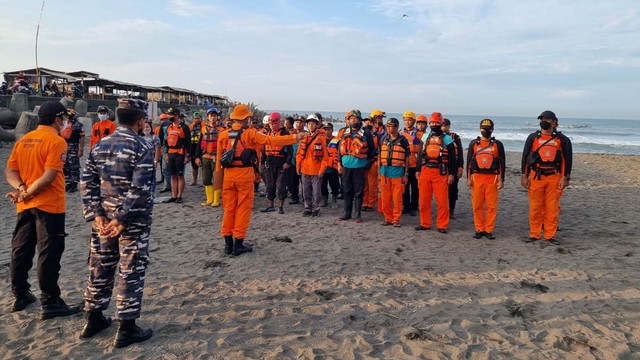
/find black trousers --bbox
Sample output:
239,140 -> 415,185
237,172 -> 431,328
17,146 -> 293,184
321,170 -> 341,196
403,167 -> 419,211
10,208 -> 65,305
342,167 -> 366,207
264,159 -> 288,201
287,167 -> 300,201
449,175 -> 460,211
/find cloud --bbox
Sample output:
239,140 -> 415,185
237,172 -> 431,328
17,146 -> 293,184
550,90 -> 589,99
168,0 -> 217,17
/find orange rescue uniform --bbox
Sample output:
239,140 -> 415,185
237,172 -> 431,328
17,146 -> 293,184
467,137 -> 506,233
216,123 -> 298,239
90,119 -> 117,149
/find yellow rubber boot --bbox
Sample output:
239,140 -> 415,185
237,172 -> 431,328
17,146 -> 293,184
201,185 -> 214,206
212,189 -> 221,207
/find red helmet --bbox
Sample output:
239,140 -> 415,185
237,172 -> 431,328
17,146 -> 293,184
268,112 -> 281,121
429,112 -> 444,125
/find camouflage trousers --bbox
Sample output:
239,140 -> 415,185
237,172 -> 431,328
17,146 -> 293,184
63,143 -> 80,190
83,221 -> 150,320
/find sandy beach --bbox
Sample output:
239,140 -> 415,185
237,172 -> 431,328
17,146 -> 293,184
0,146 -> 639,359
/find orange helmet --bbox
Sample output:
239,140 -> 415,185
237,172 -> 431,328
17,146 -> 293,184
416,114 -> 428,123
429,112 -> 444,125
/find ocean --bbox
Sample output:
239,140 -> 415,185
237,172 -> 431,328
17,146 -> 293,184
275,111 -> 640,155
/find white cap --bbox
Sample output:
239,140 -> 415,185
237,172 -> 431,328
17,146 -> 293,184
262,115 -> 270,125
306,114 -> 319,122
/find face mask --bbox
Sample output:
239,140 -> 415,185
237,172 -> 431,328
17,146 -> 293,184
540,121 -> 552,130
351,121 -> 362,130
430,126 -> 442,134
143,129 -> 151,136
481,129 -> 493,138
62,120 -> 68,129
98,114 -> 108,121
364,125 -> 373,131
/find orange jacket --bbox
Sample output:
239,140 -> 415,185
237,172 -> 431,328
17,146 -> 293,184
296,131 -> 328,175
90,120 -> 117,149
401,128 -> 423,168
216,123 -> 297,182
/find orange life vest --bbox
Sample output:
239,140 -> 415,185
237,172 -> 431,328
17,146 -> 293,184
222,129 -> 256,168
380,135 -> 406,167
264,129 -> 288,158
530,131 -> 562,175
421,134 -> 449,168
298,132 -> 324,161
339,128 -> 368,159
470,137 -> 500,174
200,125 -> 218,159
60,125 -> 73,140
326,138 -> 340,169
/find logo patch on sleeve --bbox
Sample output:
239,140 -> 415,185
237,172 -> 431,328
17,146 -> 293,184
60,153 -> 67,162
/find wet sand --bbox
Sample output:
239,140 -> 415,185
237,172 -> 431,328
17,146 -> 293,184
1,146 -> 639,359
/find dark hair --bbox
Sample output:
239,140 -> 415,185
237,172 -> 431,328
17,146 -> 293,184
117,108 -> 146,125
38,116 -> 57,126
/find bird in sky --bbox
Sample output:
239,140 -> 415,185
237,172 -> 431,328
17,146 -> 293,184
401,14 -> 409,19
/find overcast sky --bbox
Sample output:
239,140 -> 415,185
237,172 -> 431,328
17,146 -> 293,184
1,0 -> 639,119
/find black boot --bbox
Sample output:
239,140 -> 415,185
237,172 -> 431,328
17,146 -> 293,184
354,198 -> 363,223
224,235 -> 233,255
113,319 -> 153,348
233,238 -> 253,256
40,297 -> 81,320
449,201 -> 456,219
80,310 -> 112,339
321,195 -> 329,207
338,198 -> 353,220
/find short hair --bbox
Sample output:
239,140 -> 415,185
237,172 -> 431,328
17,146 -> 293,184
117,108 -> 146,125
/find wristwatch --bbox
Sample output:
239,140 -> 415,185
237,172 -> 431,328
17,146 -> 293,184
16,183 -> 26,191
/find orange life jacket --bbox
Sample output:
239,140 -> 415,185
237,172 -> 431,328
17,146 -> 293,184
339,128 -> 368,159
60,125 -> 73,140
449,131 -> 462,159
380,135 -> 406,167
470,137 -> 500,174
298,132 -> 324,161
402,129 -> 423,155
421,134 -> 449,168
166,124 -> 186,149
200,125 -> 218,158
326,138 -> 340,169
264,129 -> 288,158
530,131 -> 562,175
222,129 -> 256,168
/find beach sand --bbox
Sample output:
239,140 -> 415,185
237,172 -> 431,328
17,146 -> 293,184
0,146 -> 639,359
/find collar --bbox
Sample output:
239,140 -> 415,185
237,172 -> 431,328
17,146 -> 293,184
38,125 -> 59,134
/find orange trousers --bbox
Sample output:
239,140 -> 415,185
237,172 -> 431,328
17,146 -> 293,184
220,180 -> 255,239
363,165 -> 379,208
471,174 -> 499,233
418,168 -> 449,229
528,172 -> 563,239
379,176 -> 404,224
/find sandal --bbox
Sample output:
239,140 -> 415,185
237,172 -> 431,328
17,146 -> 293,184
260,207 -> 276,213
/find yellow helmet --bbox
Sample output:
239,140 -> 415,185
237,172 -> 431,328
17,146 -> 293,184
370,109 -> 386,118
403,111 -> 416,119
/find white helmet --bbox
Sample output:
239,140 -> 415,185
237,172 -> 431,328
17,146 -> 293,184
262,115 -> 270,125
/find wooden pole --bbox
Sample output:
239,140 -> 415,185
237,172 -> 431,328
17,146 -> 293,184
35,0 -> 46,96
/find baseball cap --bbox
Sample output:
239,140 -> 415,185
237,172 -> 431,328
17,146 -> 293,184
480,118 -> 494,129
97,105 -> 109,113
306,114 -> 319,123
347,109 -> 362,119
117,98 -> 148,113
206,107 -> 220,115
386,118 -> 400,127
166,107 -> 180,116
38,101 -> 68,121
537,110 -> 557,121
323,122 -> 333,129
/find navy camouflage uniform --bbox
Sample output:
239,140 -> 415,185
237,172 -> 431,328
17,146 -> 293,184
63,121 -> 85,191
80,127 -> 154,320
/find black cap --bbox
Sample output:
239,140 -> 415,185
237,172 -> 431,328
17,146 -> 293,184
537,110 -> 557,121
117,98 -> 149,113
323,122 -> 333,129
480,118 -> 494,129
443,118 -> 451,126
386,117 -> 400,127
97,105 -> 109,113
167,107 -> 180,115
38,101 -> 67,121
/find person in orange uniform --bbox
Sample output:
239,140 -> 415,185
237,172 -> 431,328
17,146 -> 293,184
5,101 -> 80,318
296,114 -> 329,217
378,118 -> 410,227
415,114 -> 428,133
194,108 -> 223,207
371,109 -> 387,139
260,112 -> 294,214
415,112 -> 457,233
362,117 -> 380,212
401,111 -> 423,216
90,105 -> 116,149
216,104 -> 304,256
321,122 -> 340,208
466,119 -> 505,240
162,108 -> 191,203
521,110 -> 572,245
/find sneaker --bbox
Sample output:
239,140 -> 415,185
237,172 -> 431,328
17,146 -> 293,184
278,207 -> 285,214
437,228 -> 448,234
12,292 -> 36,312
159,188 -> 171,193
473,231 -> 485,239
175,197 -> 183,204
393,222 -> 402,228
260,207 -> 276,213
338,215 -> 351,221
485,232 -> 496,240
548,238 -> 561,245
415,225 -> 431,231
524,237 -> 539,243
380,221 -> 392,226
289,200 -> 300,205
311,210 -> 319,217
40,298 -> 81,320
167,197 -> 176,203
303,210 -> 312,217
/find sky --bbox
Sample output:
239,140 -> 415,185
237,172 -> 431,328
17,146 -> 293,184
1,0 -> 639,119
